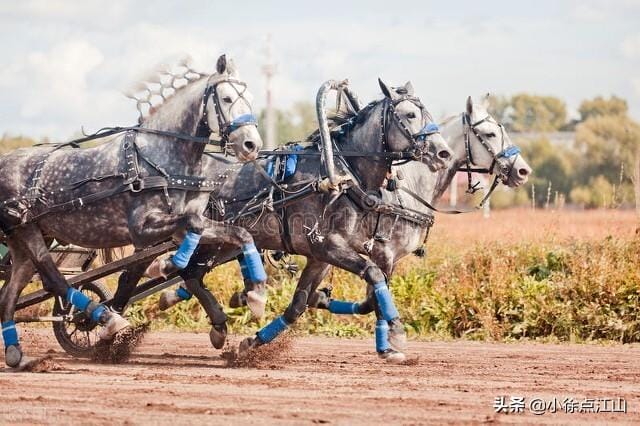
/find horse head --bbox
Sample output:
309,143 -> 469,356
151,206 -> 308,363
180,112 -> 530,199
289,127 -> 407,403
201,55 -> 263,161
377,78 -> 453,172
463,94 -> 532,187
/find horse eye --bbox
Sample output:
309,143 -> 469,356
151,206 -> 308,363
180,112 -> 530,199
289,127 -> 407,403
222,96 -> 233,103
406,112 -> 416,119
484,132 -> 496,138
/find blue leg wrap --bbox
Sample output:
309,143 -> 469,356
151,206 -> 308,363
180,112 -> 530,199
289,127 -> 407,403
2,321 -> 19,348
67,288 -> 106,322
257,316 -> 289,343
375,319 -> 390,353
172,232 -> 202,269
238,256 -> 250,281
67,287 -> 91,311
176,286 -> 192,301
373,282 -> 400,321
328,300 -> 360,315
241,243 -> 267,283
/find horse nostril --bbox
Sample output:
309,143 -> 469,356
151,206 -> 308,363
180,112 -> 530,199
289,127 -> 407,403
518,167 -> 530,177
243,140 -> 256,152
438,150 -> 451,160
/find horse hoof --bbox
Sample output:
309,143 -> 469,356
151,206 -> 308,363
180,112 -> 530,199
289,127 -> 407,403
209,324 -> 227,349
5,345 -> 23,368
246,290 -> 267,319
388,321 -> 407,352
159,290 -> 181,311
308,288 -> 331,309
98,312 -> 131,341
378,349 -> 406,364
238,336 -> 259,355
228,291 -> 246,309
144,259 -> 169,279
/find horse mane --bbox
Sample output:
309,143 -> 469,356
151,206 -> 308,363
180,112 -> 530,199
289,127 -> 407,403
440,113 -> 461,126
125,60 -> 208,122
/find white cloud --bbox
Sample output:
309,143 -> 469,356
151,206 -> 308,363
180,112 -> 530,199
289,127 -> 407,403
621,34 -> 640,59
1,1 -> 639,138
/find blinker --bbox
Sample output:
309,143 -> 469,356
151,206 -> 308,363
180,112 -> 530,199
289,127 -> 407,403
497,145 -> 521,158
415,122 -> 439,141
227,113 -> 258,133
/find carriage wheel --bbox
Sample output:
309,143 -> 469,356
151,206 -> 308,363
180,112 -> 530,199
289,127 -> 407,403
52,281 -> 112,358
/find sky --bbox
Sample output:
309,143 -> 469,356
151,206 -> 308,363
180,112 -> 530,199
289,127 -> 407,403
1,0 -> 639,140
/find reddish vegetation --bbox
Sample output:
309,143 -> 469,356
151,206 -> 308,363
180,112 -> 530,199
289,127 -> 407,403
0,330 -> 638,424
429,208 -> 637,246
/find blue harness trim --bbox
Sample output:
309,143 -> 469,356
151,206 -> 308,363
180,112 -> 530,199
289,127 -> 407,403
257,315 -> 289,343
241,243 -> 267,283
375,319 -> 390,352
176,286 -> 193,301
228,114 -> 258,133
328,300 -> 360,315
266,144 -> 303,179
416,122 -> 440,141
2,320 -> 19,347
172,232 -> 202,269
373,282 -> 400,321
498,145 -> 521,158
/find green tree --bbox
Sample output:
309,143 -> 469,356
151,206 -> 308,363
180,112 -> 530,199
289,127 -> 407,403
578,96 -> 628,121
574,114 -> 640,213
519,137 -> 575,207
508,94 -> 567,132
258,101 -> 317,145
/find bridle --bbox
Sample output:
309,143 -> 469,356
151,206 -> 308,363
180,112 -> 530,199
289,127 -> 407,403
195,75 -> 259,153
380,95 -> 442,163
459,112 -> 521,206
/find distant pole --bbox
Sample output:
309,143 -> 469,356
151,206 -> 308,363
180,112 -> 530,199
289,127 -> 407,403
449,174 -> 458,207
263,34 -> 277,149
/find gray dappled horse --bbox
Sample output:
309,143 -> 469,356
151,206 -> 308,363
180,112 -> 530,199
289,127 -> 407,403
283,95 -> 532,362
0,55 -> 265,369
163,95 -> 531,363
155,79 -> 454,355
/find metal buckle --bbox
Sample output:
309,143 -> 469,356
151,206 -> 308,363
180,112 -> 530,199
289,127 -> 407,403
129,179 -> 144,193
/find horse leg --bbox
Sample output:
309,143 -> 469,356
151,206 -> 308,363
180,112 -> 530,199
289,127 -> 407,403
240,259 -> 332,352
0,237 -> 36,368
228,251 -> 268,319
182,277 -> 228,349
13,225 -> 129,342
145,214 -> 267,317
110,256 -> 154,314
312,238 -> 406,352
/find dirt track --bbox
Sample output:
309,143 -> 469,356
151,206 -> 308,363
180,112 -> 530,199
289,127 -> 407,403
0,330 -> 638,425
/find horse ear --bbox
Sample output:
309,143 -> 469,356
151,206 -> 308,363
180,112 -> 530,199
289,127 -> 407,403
482,92 -> 491,109
226,57 -> 238,77
404,81 -> 415,96
466,96 -> 474,115
216,54 -> 227,74
378,78 -> 395,99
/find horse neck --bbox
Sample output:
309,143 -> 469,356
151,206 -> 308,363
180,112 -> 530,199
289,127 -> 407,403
137,78 -> 209,172
341,102 -> 391,191
431,114 -> 468,201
